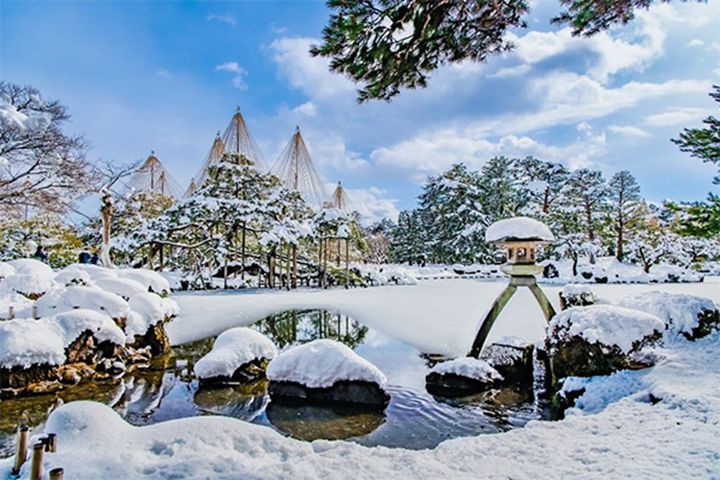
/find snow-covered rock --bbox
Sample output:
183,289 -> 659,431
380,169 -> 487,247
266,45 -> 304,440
116,268 -> 170,295
547,305 -> 664,381
560,284 -> 596,309
194,327 -> 277,382
0,309 -> 125,370
33,286 -> 130,319
429,357 -> 503,382
618,291 -> 719,340
267,339 -> 387,390
485,216 -> 554,243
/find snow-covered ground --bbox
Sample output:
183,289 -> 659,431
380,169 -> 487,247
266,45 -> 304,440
2,278 -> 719,478
168,277 -> 720,356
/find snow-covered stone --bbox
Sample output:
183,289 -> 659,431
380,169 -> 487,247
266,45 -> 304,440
268,339 -> 387,389
560,284 -> 596,309
194,327 -> 277,382
485,216 -> 554,243
618,291 -> 719,340
547,305 -> 664,381
34,286 -> 130,319
429,357 -> 503,382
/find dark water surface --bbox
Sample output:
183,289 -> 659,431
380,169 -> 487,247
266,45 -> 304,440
0,310 -> 549,456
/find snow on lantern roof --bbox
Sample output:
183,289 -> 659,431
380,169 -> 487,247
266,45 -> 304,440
485,216 -> 555,244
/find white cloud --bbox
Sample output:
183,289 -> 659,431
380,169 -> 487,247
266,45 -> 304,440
686,39 -> 705,47
608,125 -> 652,138
215,62 -> 247,90
269,37 -> 355,101
341,185 -> 399,224
713,68 -> 720,78
486,64 -> 530,79
207,13 -> 236,26
644,107 -> 709,126
292,101 -> 317,117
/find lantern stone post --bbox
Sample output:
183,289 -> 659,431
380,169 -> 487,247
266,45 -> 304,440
468,217 -> 556,358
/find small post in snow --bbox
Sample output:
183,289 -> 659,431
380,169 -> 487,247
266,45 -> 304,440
49,468 -> 64,480
468,217 -> 556,358
11,425 -> 29,475
30,442 -> 44,480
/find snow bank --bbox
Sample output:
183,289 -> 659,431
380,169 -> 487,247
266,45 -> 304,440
267,339 -> 388,389
0,309 -> 125,369
34,286 -> 130,319
618,291 -> 718,337
548,305 -> 664,353
485,216 -> 554,243
429,357 -> 503,382
194,327 -> 277,380
116,268 -> 170,295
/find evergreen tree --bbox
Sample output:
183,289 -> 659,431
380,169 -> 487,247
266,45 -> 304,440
560,168 -> 609,261
607,170 -> 642,261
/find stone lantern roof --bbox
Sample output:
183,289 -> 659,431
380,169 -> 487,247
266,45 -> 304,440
485,217 -> 555,244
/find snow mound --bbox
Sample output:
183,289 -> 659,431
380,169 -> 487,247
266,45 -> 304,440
267,339 -> 388,389
618,291 -> 717,337
561,284 -> 594,298
94,277 -> 147,300
54,268 -> 92,287
0,262 -> 15,279
485,216 -> 554,243
430,357 -> 503,382
6,258 -> 54,276
125,293 -> 178,338
0,309 -> 125,369
34,286 -> 130,319
194,327 -> 278,380
548,305 -> 664,353
1,272 -> 56,298
116,269 -> 170,295
356,265 -> 418,286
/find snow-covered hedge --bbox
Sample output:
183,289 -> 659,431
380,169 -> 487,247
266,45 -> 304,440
267,339 -> 387,390
194,327 -> 277,380
355,265 -> 418,286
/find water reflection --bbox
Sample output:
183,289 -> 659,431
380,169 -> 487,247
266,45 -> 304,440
1,309 -> 549,456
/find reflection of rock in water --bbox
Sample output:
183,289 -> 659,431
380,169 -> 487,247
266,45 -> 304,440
433,386 -> 535,430
266,401 -> 385,441
194,380 -> 268,420
254,310 -> 368,349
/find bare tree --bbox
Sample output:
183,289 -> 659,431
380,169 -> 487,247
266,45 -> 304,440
0,82 -> 95,217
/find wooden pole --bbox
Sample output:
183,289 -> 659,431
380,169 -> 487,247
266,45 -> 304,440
8,305 -> 14,319
32,305 -> 38,320
30,442 -> 44,480
241,223 -> 246,281
345,239 -> 350,289
223,257 -> 228,289
292,245 -> 298,289
159,244 -> 164,272
12,425 -> 29,475
46,433 -> 57,453
285,244 -> 291,291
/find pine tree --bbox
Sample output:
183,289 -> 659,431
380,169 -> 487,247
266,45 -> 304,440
560,168 -> 609,262
607,170 -> 642,261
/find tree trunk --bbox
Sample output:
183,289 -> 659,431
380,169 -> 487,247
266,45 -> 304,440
345,239 -> 350,289
241,222 -> 246,281
100,193 -> 113,268
292,245 -> 298,289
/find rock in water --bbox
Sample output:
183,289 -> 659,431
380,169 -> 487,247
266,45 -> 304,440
130,323 -> 170,355
267,339 -> 389,408
194,327 -> 277,385
479,337 -> 534,384
425,357 -> 503,397
546,305 -> 664,384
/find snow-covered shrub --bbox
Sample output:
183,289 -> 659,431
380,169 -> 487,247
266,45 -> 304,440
0,261 -> 15,280
34,286 -> 130,319
547,305 -> 664,381
6,258 -> 54,276
194,327 -> 277,383
54,267 -> 92,287
94,277 -> 147,300
116,268 -> 170,296
1,272 -> 57,299
618,291 -> 719,340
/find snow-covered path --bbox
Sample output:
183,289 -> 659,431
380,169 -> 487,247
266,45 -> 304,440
169,277 -> 720,355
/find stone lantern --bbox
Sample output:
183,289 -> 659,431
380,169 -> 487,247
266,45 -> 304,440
468,217 -> 557,358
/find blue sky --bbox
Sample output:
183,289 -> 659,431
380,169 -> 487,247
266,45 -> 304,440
2,0 -> 719,222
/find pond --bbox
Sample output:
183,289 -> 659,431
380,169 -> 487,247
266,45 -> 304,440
0,310 -> 553,456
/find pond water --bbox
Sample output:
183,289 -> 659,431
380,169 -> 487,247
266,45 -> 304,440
0,310 -> 553,456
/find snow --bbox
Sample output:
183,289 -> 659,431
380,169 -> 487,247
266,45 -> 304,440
618,291 -> 718,337
561,283 -> 594,297
193,327 -> 278,380
429,357 -> 503,382
6,258 -> 54,276
94,276 -> 148,300
0,272 -> 56,298
54,268 -> 92,287
33,286 -> 130,319
116,268 -> 171,295
0,309 -> 124,369
485,216 -> 554,243
3,331 -> 719,478
0,262 -> 15,279
355,265 -> 418,286
548,305 -> 665,353
267,339 -> 388,389
125,293 -> 178,338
